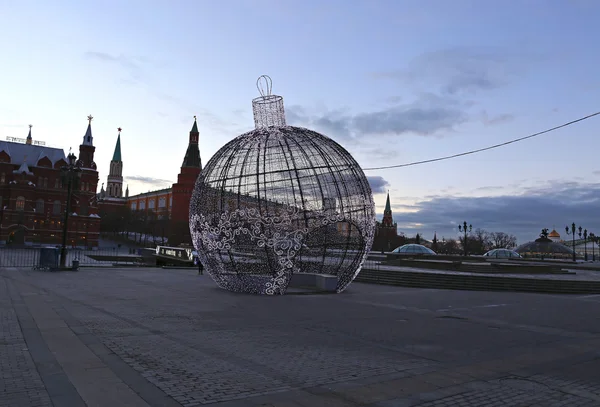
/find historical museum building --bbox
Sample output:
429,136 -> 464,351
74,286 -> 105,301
0,121 -> 101,246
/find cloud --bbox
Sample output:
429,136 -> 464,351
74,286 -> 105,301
374,46 -> 525,96
480,111 -> 514,126
287,93 -> 469,141
366,176 -> 390,194
84,51 -> 145,83
388,180 -> 600,245
125,175 -> 173,188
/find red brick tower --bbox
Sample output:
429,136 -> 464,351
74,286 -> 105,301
169,117 -> 202,245
75,115 -> 101,246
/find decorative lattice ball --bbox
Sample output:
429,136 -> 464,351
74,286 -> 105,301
190,76 -> 375,295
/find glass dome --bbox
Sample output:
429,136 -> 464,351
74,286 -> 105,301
483,248 -> 521,258
515,241 -> 574,257
392,244 -> 436,255
190,76 -> 375,295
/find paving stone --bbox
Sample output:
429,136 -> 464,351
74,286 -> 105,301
3,267 -> 600,407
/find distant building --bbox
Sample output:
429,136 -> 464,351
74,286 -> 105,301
169,118 -> 202,245
0,121 -> 101,246
548,228 -> 561,242
373,192 -> 404,251
100,118 -> 202,246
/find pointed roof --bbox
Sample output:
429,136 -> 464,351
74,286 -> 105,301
384,191 -> 391,212
112,130 -> 122,162
26,125 -> 32,144
191,116 -> 199,133
82,115 -> 94,146
182,118 -> 201,168
13,158 -> 33,175
182,143 -> 201,168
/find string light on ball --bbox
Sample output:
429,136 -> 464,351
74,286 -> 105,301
190,76 -> 375,295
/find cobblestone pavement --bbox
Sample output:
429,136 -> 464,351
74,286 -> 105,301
1,267 -> 600,406
0,278 -> 52,407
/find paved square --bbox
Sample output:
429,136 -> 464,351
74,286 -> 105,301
1,267 -> 600,406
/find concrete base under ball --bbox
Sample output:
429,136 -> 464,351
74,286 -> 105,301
288,272 -> 338,292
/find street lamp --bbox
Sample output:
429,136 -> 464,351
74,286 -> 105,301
578,228 -> 589,261
59,151 -> 82,268
589,232 -> 597,262
565,223 -> 579,262
458,221 -> 472,257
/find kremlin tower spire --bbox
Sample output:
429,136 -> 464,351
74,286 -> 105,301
181,116 -> 202,169
382,191 -> 394,227
106,128 -> 124,198
170,117 -> 203,245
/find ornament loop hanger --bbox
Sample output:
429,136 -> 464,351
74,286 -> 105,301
256,75 -> 273,97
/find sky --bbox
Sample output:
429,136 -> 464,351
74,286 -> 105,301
1,0 -> 599,245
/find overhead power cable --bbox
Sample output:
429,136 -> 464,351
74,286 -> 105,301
363,111 -> 600,171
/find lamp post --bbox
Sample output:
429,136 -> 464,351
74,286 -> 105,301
59,152 -> 82,268
565,223 -> 579,262
578,228 -> 589,261
458,221 -> 472,257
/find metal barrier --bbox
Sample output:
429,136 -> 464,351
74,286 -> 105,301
0,246 -> 145,268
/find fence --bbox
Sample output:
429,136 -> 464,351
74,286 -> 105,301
0,246 -> 146,269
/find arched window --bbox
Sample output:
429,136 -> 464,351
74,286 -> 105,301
54,178 -> 59,188
43,178 -> 48,188
139,201 -> 145,210
131,202 -> 137,210
36,199 -> 44,213
38,177 -> 43,187
16,196 -> 25,211
108,185 -> 113,196
0,173 -> 5,184
148,200 -> 155,209
53,200 -> 61,215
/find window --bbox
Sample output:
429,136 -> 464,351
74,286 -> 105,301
158,197 -> 166,208
108,185 -> 113,196
80,200 -> 88,216
139,201 -> 145,210
0,173 -> 4,184
43,178 -> 48,188
53,200 -> 61,215
16,196 -> 25,211
148,200 -> 155,209
54,178 -> 59,188
131,202 -> 137,210
169,196 -> 172,206
36,199 -> 44,213
0,196 -> 3,209
38,177 -> 43,187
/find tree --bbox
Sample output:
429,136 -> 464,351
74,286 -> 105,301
440,238 -> 460,254
415,233 -> 421,244
490,231 -> 518,249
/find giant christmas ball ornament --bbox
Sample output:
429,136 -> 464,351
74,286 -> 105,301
190,76 -> 375,295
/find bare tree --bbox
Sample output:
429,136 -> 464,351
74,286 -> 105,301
490,231 -> 518,249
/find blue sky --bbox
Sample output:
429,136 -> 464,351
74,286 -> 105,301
1,0 -> 599,245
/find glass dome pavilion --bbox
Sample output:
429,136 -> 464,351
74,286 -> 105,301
391,244 -> 436,255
